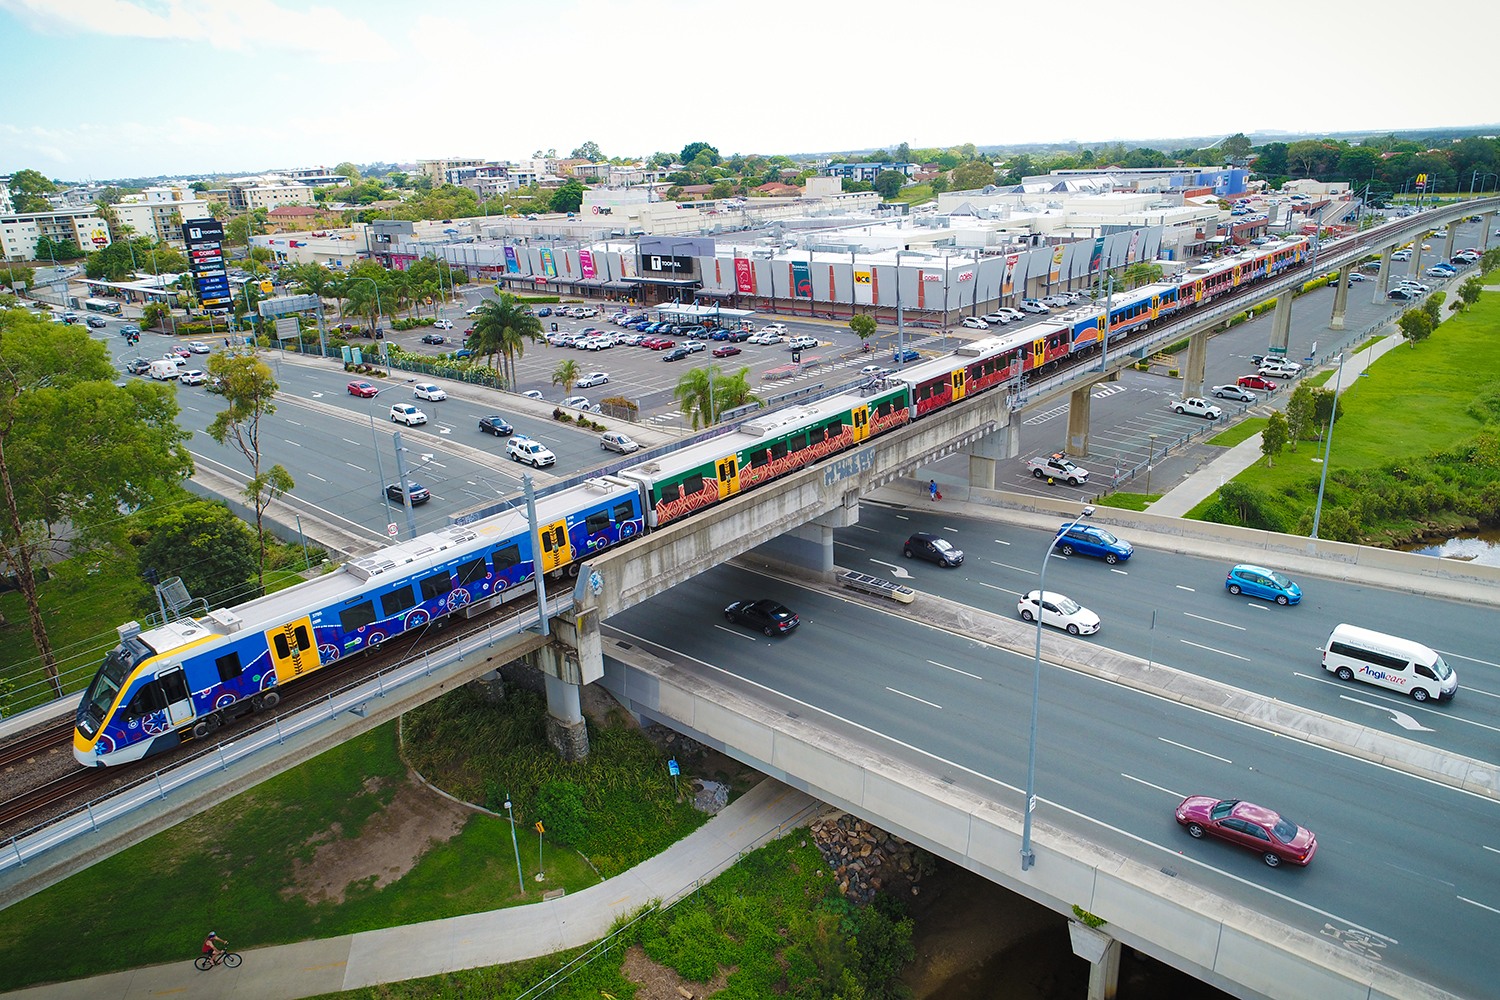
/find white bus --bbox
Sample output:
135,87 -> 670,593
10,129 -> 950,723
84,297 -> 123,316
1322,623 -> 1456,702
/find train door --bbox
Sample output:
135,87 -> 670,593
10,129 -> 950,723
1030,337 -> 1047,370
266,616 -> 320,680
850,404 -> 871,443
157,666 -> 195,728
537,519 -> 571,572
715,454 -> 741,498
950,368 -> 968,401
1150,295 -> 1161,322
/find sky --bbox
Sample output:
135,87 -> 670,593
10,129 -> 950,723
4,0 -> 1499,183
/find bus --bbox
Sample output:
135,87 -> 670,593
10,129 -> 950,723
84,298 -> 123,315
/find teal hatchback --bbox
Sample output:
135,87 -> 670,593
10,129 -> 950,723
1226,564 -> 1301,605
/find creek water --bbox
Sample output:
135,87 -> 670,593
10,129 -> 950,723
1399,530 -> 1500,567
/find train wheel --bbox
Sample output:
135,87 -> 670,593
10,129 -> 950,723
258,691 -> 281,711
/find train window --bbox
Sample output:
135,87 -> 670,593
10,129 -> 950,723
419,572 -> 453,602
381,586 -> 417,618
125,681 -> 166,719
681,473 -> 706,496
612,501 -> 634,522
457,556 -> 489,586
160,669 -> 190,705
340,601 -> 378,631
490,546 -> 519,572
585,509 -> 610,534
749,449 -> 771,469
215,652 -> 243,682
658,482 -> 681,504
769,440 -> 788,461
827,419 -> 842,437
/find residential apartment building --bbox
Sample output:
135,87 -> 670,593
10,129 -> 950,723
824,162 -> 919,183
112,186 -> 210,244
417,157 -> 487,185
1,206 -> 111,261
223,177 -> 315,212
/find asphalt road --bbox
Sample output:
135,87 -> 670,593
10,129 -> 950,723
605,557 -> 1500,1000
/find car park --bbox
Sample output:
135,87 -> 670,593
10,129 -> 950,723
1175,796 -> 1316,868
1027,453 -> 1090,485
712,345 -> 742,358
723,599 -> 800,636
180,369 -> 207,385
420,333 -> 446,345
478,414 -> 514,436
600,430 -> 639,454
187,341 -> 211,354
1055,523 -> 1132,564
662,347 -> 690,362
1017,590 -> 1100,635
507,436 -> 555,467
1170,396 -> 1222,420
576,371 -> 609,388
962,316 -> 988,330
390,403 -> 428,426
385,481 -> 431,505
903,532 -> 964,567
1225,564 -> 1301,605
1211,384 -> 1256,402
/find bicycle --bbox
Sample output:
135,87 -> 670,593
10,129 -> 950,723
193,950 -> 242,971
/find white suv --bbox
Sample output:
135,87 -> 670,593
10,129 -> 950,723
389,403 -> 428,426
787,335 -> 818,350
507,436 -> 556,467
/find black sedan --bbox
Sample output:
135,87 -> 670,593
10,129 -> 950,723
420,333 -> 446,345
724,599 -> 800,636
478,414 -> 515,436
662,347 -> 690,362
385,482 -> 432,505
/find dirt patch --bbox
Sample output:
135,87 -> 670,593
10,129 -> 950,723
280,772 -> 471,905
620,943 -> 731,999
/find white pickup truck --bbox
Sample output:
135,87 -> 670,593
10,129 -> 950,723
1026,453 -> 1090,485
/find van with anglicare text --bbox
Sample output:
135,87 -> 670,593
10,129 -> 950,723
1322,623 -> 1456,702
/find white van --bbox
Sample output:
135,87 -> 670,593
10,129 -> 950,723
148,359 -> 180,380
1322,623 -> 1456,702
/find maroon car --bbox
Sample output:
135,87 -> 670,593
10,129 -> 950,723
1237,375 -> 1278,392
712,345 -> 742,358
347,380 -> 379,398
1175,796 -> 1317,867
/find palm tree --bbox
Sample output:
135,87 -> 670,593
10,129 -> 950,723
469,295 -> 543,386
552,359 -> 580,397
673,365 -> 761,429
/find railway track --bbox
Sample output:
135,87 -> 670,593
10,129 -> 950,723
0,722 -> 73,771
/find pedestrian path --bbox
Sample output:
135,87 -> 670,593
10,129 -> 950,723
6,780 -> 820,1000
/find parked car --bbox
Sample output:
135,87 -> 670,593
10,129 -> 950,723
1237,375 -> 1278,392
507,436 -> 555,467
652,339 -> 678,351
1055,523 -> 1132,564
1017,590 -> 1100,635
1425,266 -> 1455,278
903,532 -> 964,567
413,383 -> 447,401
1259,360 -> 1301,378
1019,299 -> 1050,314
535,307 -> 552,317
390,403 -> 428,426
1210,384 -> 1256,402
662,346 -> 690,362
787,336 -> 818,350
478,414 -> 514,436
385,481 -> 431,505
961,316 -> 989,330
562,396 -> 597,411
1225,564 -> 1301,605
522,390 -> 545,400
712,345 -> 742,358
723,599 -> 800,636
420,333 -> 447,345
432,319 -> 454,330
600,430 -> 640,454
576,371 -> 609,389
1027,453 -> 1089,486
1175,796 -> 1317,867
683,340 -> 707,353
1170,396 -> 1222,420
992,307 -> 1025,323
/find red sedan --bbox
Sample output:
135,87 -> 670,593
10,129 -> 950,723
1237,375 -> 1278,392
347,380 -> 379,398
1175,796 -> 1317,867
652,338 -> 677,350
712,345 -> 742,358
170,346 -> 191,359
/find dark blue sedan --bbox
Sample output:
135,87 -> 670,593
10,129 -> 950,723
1055,524 -> 1133,564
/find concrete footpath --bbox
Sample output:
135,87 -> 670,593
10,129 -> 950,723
5,780 -> 820,1000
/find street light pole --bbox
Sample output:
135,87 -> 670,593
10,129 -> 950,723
1020,504 -> 1095,871
1311,354 -> 1344,539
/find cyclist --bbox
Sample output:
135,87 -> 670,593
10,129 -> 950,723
202,931 -> 229,964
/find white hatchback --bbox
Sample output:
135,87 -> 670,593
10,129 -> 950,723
962,316 -> 988,329
1017,590 -> 1100,636
414,383 -> 447,401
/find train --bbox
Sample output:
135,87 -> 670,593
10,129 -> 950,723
73,235 -> 1311,767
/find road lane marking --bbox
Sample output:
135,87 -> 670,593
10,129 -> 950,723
345,463 -> 367,472
342,438 -> 360,447
1175,585 -> 1195,592
1110,568 -> 1128,575
1183,612 -> 1245,630
992,538 -> 1011,545
1458,896 -> 1500,915
989,561 -> 1036,575
1483,845 -> 1500,856
1338,695 -> 1434,732
284,439 -> 302,446
1158,738 -> 1232,763
1437,650 -> 1499,669
1295,673 -> 1500,734
978,582 -> 1020,597
886,687 -> 941,709
1179,640 -> 1250,661
1120,773 -> 1181,797
833,541 -> 864,551
928,660 -> 981,680
711,625 -> 758,641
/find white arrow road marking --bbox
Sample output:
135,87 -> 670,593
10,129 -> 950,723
1339,695 -> 1435,731
868,559 -> 912,579
310,392 -> 323,398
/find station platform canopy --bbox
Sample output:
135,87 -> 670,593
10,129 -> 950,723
655,303 -> 755,321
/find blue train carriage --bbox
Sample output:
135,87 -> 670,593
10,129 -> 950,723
1094,281 -> 1183,345
620,380 -> 910,529
74,480 -> 647,766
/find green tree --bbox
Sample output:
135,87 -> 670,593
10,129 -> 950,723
551,358 -> 580,397
849,313 -> 877,347
1458,276 -> 1483,311
929,175 -> 949,195
549,181 -> 585,214
1285,384 -> 1315,449
1260,411 -> 1289,467
333,161 -> 361,181
468,294 -> 542,387
141,301 -> 171,331
8,168 -> 56,213
872,170 -> 906,200
1311,387 -> 1343,438
680,142 -> 720,167
1398,308 -> 1433,346
206,351 -> 292,590
1255,142 -> 1289,177
710,180 -> 735,200
1121,262 -> 1163,289
570,140 -> 604,161
673,365 -> 759,429
1221,133 -> 1253,160
0,311 -> 193,692
136,499 -> 257,609
1422,291 -> 1445,327
951,160 -> 996,190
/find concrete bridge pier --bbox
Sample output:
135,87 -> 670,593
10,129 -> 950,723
1482,212 -> 1494,250
1068,920 -> 1122,1000
1065,384 -> 1092,456
967,421 -> 1020,490
527,592 -> 606,761
1443,226 -> 1457,261
1182,329 -> 1209,396
1329,264 -> 1351,330
753,500 -> 858,581
1269,293 -> 1293,356
1372,248 -> 1392,303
